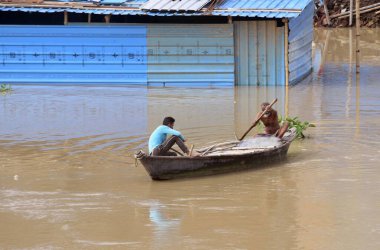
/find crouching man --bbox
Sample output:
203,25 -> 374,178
149,116 -> 190,156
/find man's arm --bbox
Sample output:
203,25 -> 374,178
272,110 -> 279,124
252,111 -> 263,127
163,126 -> 186,141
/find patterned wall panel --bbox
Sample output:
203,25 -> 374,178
147,24 -> 234,86
0,25 -> 147,84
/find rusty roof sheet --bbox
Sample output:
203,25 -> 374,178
0,0 -> 313,18
215,0 -> 309,11
140,0 -> 211,11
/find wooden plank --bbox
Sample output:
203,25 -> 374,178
330,2 -> 380,19
323,1 -> 331,25
338,5 -> 380,19
0,0 -> 43,3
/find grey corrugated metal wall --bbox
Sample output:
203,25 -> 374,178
234,21 -> 285,86
147,24 -> 234,85
288,1 -> 314,84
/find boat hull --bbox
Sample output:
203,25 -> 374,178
138,142 -> 291,180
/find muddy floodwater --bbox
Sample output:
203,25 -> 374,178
1,28 -> 380,249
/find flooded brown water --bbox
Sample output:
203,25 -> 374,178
1,28 -> 380,249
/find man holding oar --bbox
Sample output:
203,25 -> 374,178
239,98 -> 289,141
255,100 -> 289,139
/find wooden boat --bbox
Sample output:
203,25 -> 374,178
135,128 -> 297,180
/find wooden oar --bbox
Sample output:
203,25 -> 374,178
170,144 -> 195,157
238,98 -> 278,141
189,144 -> 194,156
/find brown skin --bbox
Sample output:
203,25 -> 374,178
255,103 -> 280,135
277,122 -> 289,139
253,102 -> 289,138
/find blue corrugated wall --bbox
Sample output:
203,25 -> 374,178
234,21 -> 285,86
147,24 -> 234,85
0,19 -> 311,86
0,25 -> 147,84
0,24 -> 236,86
288,1 -> 314,84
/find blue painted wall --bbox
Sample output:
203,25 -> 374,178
234,21 -> 285,86
0,25 -> 147,84
288,1 -> 314,84
0,21 -> 310,86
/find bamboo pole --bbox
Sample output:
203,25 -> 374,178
285,83 -> 289,117
355,73 -> 360,137
284,19 -> 289,86
349,0 -> 353,26
338,5 -> 380,19
356,0 -> 360,74
283,16 -> 290,114
105,14 -> 111,23
323,1 -> 331,25
63,10 -> 68,25
330,2 -> 380,19
346,28 -> 353,118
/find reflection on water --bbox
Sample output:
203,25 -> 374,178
148,201 -> 181,248
1,86 -> 147,141
1,28 -> 380,249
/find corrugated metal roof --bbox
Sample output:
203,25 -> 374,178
100,0 -> 128,5
140,0 -> 211,12
0,0 -> 312,18
212,0 -> 311,18
212,11 -> 300,18
216,0 -> 310,11
0,6 -> 145,15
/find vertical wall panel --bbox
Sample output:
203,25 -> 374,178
236,21 -> 249,85
276,26 -> 285,84
234,21 -> 285,86
288,1 -> 314,84
266,21 -> 276,86
248,22 -> 258,85
257,22 -> 267,85
0,25 -> 147,84
147,24 -> 234,85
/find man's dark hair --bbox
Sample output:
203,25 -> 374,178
163,116 -> 175,126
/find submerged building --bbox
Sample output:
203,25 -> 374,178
0,0 -> 314,86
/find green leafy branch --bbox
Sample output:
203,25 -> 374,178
1,84 -> 12,95
279,116 -> 316,139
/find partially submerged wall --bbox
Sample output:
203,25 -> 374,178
288,1 -> 314,85
234,20 -> 285,86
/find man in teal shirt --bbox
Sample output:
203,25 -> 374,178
149,117 -> 190,156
